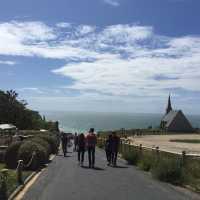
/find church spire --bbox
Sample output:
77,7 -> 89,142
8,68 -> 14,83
166,94 -> 172,114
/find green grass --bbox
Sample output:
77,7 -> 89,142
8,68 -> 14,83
170,139 -> 200,144
0,163 -> 33,196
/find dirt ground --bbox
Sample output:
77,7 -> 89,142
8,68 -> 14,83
128,134 -> 200,155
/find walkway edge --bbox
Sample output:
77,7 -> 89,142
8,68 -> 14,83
8,154 -> 56,200
8,171 -> 37,200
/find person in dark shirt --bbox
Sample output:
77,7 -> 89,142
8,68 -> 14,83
77,133 -> 86,166
111,131 -> 120,167
105,134 -> 112,166
61,133 -> 68,157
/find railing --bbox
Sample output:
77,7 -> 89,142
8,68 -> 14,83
97,137 -> 200,163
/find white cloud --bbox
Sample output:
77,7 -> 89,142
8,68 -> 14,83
56,22 -> 72,28
0,20 -> 200,113
18,87 -> 44,94
76,25 -> 96,35
103,0 -> 120,7
0,60 -> 16,65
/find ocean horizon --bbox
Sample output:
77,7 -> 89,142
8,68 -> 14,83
42,111 -> 200,133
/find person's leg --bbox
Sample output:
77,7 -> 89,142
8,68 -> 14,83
114,151 -> 118,166
75,144 -> 77,151
92,147 -> 95,167
78,150 -> 81,162
63,143 -> 66,156
106,150 -> 109,162
88,147 -> 92,168
65,143 -> 68,153
111,152 -> 114,165
81,150 -> 85,165
108,151 -> 111,164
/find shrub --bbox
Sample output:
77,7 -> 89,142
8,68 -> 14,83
152,158 -> 184,185
18,141 -> 48,170
138,153 -> 154,171
5,142 -> 22,169
36,134 -> 59,154
31,137 -> 51,157
123,150 -> 139,165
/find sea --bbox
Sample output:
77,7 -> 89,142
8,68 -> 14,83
42,111 -> 200,133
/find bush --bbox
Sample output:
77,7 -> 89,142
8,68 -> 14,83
138,153 -> 154,171
123,150 -> 139,165
31,137 -> 51,157
5,142 -> 22,169
18,141 -> 48,170
36,134 -> 59,154
152,158 -> 184,185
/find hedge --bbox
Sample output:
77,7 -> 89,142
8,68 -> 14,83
4,142 -> 22,169
18,141 -> 48,170
31,137 -> 51,157
36,133 -> 59,154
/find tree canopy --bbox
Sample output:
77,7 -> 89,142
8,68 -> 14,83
0,90 -> 58,131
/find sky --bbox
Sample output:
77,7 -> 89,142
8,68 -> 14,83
0,0 -> 200,114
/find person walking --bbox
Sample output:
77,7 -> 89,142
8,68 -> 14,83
61,133 -> 68,157
86,128 -> 97,168
74,132 -> 78,152
111,131 -> 120,167
105,134 -> 112,166
77,133 -> 86,166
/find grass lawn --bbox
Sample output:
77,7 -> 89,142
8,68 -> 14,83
170,139 -> 200,144
0,163 -> 33,196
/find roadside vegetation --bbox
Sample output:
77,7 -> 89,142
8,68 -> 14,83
0,89 -> 60,199
0,131 -> 60,199
97,137 -> 200,193
0,163 -> 32,197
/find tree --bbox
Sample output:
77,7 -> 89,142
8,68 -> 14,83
0,89 -> 57,130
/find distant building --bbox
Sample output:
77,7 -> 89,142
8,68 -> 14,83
160,96 -> 193,133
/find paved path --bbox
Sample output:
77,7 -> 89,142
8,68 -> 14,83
22,148 -> 200,200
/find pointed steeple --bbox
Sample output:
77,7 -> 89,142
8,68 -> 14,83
166,94 -> 172,114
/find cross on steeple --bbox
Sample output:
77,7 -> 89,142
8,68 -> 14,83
166,94 -> 172,114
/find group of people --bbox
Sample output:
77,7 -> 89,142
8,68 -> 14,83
61,128 -> 120,168
74,128 -> 97,168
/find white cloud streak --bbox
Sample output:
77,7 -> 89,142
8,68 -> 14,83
0,20 -> 200,112
0,60 -> 16,65
103,0 -> 120,7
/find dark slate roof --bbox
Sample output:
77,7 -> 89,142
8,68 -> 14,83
161,110 -> 180,127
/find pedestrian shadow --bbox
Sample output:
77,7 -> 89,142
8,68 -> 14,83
81,166 -> 105,171
56,154 -> 72,158
112,165 -> 128,169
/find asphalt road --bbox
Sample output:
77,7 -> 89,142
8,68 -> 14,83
22,148 -> 200,200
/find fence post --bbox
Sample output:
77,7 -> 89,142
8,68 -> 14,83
156,146 -> 159,160
17,160 -> 24,184
128,140 -> 131,152
0,169 -> 8,200
120,140 -> 123,154
139,144 -> 143,158
182,151 -> 186,166
139,144 -> 142,152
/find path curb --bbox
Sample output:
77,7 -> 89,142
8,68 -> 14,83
8,154 -> 56,200
8,171 -> 37,200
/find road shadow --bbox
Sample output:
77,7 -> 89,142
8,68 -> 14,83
56,154 -> 72,158
112,165 -> 129,169
81,166 -> 105,170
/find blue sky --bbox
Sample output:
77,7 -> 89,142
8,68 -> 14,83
0,0 -> 200,114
